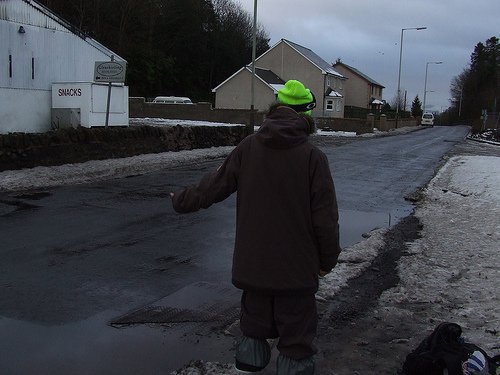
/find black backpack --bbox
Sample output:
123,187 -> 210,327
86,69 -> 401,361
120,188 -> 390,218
401,322 -> 500,375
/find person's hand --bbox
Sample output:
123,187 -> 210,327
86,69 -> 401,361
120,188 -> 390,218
319,269 -> 330,277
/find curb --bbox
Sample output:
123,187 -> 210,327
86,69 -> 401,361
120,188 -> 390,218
466,136 -> 500,146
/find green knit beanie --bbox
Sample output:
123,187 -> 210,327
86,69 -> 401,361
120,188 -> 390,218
278,80 -> 316,115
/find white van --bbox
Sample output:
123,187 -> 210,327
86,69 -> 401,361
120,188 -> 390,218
152,96 -> 193,104
421,112 -> 434,126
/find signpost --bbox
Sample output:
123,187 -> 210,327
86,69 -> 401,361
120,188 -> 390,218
94,59 -> 126,83
94,56 -> 126,127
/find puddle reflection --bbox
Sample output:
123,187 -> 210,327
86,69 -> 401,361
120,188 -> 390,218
339,207 -> 412,248
0,312 -> 234,374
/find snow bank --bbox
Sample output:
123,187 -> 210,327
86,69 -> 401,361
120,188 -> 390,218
317,227 -> 387,299
379,155 -> 500,352
0,147 -> 235,192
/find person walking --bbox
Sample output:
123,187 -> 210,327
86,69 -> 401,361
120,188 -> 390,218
170,79 -> 341,374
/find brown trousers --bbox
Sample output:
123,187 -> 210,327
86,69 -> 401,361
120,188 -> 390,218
239,290 -> 318,360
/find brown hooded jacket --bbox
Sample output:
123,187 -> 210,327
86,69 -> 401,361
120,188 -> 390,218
172,106 -> 341,295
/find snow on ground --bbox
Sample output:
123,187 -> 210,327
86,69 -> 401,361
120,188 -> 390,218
377,155 -> 500,353
315,129 -> 358,137
0,147 -> 235,192
317,227 -> 387,299
130,118 -> 245,127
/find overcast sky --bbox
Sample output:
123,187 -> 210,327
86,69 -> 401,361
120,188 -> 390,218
238,0 -> 499,113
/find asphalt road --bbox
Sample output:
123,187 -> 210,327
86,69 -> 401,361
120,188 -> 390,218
0,125 -> 470,374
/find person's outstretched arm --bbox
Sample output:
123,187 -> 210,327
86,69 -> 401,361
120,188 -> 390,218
171,148 -> 241,213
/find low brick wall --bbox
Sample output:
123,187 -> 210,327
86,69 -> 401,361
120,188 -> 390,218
315,117 -> 374,134
0,124 -> 246,172
130,98 -> 265,126
384,118 -> 418,130
315,115 -> 418,134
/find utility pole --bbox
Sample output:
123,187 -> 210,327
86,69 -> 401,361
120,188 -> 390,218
249,0 -> 257,135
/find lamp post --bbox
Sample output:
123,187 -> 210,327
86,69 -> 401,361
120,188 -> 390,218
249,0 -> 257,133
423,61 -> 442,113
458,87 -> 463,119
395,26 -> 427,128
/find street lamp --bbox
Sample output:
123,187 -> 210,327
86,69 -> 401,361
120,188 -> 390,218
249,0 -> 257,132
423,61 -> 442,113
396,26 -> 427,127
458,87 -> 463,119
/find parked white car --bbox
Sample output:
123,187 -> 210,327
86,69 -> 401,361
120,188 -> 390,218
153,96 -> 193,104
421,112 -> 434,126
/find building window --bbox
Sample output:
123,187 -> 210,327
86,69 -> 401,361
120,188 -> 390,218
336,99 -> 342,112
326,99 -> 334,111
338,80 -> 342,90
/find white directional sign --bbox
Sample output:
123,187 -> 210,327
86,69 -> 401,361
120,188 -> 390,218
94,61 -> 127,82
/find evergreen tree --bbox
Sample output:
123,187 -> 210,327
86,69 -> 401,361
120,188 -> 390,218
411,95 -> 423,117
449,36 -> 499,121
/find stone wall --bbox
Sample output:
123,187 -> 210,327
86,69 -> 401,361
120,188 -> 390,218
0,125 -> 247,172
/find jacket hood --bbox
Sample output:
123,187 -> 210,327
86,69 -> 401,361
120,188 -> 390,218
255,107 -> 309,149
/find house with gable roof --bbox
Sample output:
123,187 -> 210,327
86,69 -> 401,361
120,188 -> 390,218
0,0 -> 127,133
333,61 -> 385,111
213,39 -> 346,118
213,66 -> 285,112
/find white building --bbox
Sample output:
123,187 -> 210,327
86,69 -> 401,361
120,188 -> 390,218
0,0 -> 127,134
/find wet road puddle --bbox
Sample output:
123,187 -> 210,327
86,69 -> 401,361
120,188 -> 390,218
0,308 -> 237,374
0,207 -> 414,373
111,282 -> 240,326
339,209 -> 394,248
